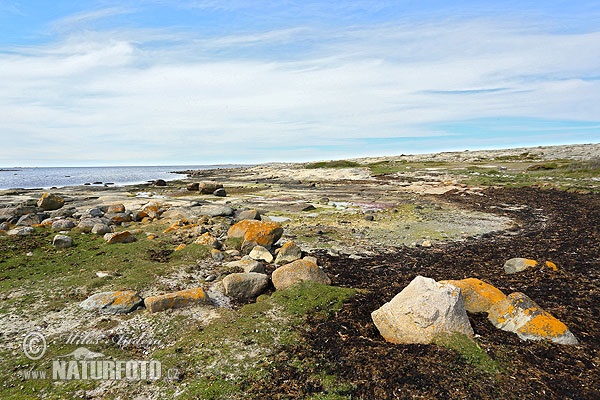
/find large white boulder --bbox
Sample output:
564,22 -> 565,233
371,276 -> 474,344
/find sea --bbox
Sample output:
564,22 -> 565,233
0,165 -> 233,190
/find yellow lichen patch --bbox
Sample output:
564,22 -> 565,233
111,290 -> 140,306
147,234 -> 156,240
518,313 -> 569,338
194,232 -> 219,248
545,261 -> 558,271
441,278 -> 506,313
163,219 -> 194,233
144,287 -> 209,313
227,220 -> 284,248
175,243 -> 187,251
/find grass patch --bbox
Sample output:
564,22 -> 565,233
271,281 -> 356,318
305,160 -> 360,169
149,282 -> 356,399
434,333 -> 501,375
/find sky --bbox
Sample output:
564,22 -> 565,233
1,1 -> 599,167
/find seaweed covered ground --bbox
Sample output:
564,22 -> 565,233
246,187 -> 600,399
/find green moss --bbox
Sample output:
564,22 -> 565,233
223,236 -> 243,251
434,333 -> 501,375
271,281 -> 356,318
305,160 -> 360,169
147,283 -> 356,399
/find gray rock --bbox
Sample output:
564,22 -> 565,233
52,219 -> 76,231
91,223 -> 112,235
53,234 -> 73,248
7,227 -> 35,236
274,241 -> 302,265
225,259 -> 265,273
211,249 -> 225,261
154,179 -> 167,186
236,209 -> 261,221
249,245 -> 273,263
213,188 -> 227,197
198,205 -> 234,217
223,272 -> 269,300
84,207 -> 105,218
16,213 -> 45,226
266,216 -> 291,223
0,222 -> 9,231
80,291 -> 143,314
504,258 -> 537,274
371,276 -> 474,344
78,217 -> 109,233
271,259 -> 331,290
50,207 -> 77,218
0,205 -> 37,221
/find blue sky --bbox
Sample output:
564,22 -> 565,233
1,1 -> 599,166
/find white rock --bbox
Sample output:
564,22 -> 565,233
249,245 -> 273,263
371,276 -> 474,344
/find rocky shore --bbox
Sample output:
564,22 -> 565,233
0,143 -> 598,399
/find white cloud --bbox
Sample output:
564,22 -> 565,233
1,18 -> 599,166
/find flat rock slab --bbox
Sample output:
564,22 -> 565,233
372,276 -> 474,344
144,287 -> 211,313
198,205 -> 234,217
80,291 -> 143,314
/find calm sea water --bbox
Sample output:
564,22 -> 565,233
0,165 -> 228,190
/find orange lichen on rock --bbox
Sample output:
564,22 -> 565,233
144,287 -> 210,313
227,220 -> 283,249
194,232 -> 220,248
545,261 -> 559,271
104,230 -> 136,244
80,290 -> 143,314
163,219 -> 193,233
518,313 -> 569,338
441,278 -> 507,313
175,243 -> 187,251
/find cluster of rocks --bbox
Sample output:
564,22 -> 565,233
0,192 -> 171,247
186,181 -> 227,197
78,208 -> 331,314
372,274 -> 578,346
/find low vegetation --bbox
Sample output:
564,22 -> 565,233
305,160 -> 360,169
